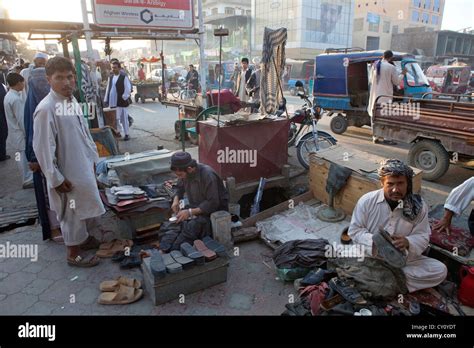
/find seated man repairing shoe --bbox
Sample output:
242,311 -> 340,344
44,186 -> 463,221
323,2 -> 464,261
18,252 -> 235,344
160,152 -> 229,252
348,159 -> 447,293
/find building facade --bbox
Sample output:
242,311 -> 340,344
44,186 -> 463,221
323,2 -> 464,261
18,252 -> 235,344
352,0 -> 445,51
252,0 -> 354,60
203,0 -> 252,60
392,28 -> 474,67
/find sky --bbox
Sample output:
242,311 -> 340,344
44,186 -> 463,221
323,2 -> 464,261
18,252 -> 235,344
1,0 -> 473,51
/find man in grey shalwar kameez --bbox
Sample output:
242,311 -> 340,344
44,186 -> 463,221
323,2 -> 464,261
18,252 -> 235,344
33,57 -> 105,267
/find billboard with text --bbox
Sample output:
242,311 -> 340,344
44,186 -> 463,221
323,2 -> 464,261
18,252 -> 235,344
92,0 -> 195,29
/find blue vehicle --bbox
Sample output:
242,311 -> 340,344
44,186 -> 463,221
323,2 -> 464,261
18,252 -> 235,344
313,48 -> 432,134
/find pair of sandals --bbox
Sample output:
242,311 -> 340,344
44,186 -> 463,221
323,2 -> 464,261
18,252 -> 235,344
98,276 -> 143,305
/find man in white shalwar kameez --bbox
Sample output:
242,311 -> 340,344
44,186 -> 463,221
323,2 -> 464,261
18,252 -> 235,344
21,52 -> 48,96
104,61 -> 132,141
3,73 -> 33,188
349,159 -> 447,292
367,50 -> 406,143
33,57 -> 105,267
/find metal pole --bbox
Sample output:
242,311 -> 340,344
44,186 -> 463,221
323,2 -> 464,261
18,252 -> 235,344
81,0 -> 94,61
197,0 -> 207,108
217,34 -> 222,128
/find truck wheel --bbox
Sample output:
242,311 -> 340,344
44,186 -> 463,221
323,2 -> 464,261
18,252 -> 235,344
330,114 -> 348,134
408,140 -> 450,181
134,94 -> 139,102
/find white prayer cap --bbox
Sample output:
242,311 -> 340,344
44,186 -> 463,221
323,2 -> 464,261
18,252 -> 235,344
34,52 -> 49,60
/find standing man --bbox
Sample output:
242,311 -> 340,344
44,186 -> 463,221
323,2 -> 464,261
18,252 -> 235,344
368,50 -> 407,144
160,152 -> 229,252
0,81 -> 8,161
433,177 -> 474,235
104,61 -> 132,141
230,62 -> 240,94
186,65 -> 199,92
348,159 -> 447,292
138,63 -> 146,81
4,73 -> 33,188
235,58 -> 253,103
33,57 -> 105,267
24,67 -> 62,243
21,52 -> 48,95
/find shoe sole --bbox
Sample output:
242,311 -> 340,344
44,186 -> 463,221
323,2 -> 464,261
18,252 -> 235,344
372,230 -> 407,268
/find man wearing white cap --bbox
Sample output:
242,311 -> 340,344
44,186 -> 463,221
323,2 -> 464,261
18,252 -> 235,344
21,52 -> 48,95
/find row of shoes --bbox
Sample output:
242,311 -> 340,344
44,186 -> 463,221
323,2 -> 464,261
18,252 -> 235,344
98,276 -> 143,305
148,237 -> 226,278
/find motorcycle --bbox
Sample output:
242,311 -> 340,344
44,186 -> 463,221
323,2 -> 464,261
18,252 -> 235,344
287,81 -> 337,169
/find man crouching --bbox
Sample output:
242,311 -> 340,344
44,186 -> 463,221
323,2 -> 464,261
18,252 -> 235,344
348,159 -> 447,292
160,152 -> 229,252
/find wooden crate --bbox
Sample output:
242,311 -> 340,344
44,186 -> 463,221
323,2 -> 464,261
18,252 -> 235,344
308,145 -> 423,216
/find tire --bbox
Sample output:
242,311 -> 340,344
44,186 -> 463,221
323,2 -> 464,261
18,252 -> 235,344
152,97 -> 156,101
134,94 -> 139,102
296,132 -> 337,170
407,140 -> 450,181
330,114 -> 348,134
140,97 -> 145,103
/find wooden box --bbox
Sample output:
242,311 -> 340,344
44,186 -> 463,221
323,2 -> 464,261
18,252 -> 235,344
308,145 -> 423,216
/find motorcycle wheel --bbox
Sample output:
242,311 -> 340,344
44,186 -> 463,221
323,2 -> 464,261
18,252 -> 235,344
296,132 -> 336,170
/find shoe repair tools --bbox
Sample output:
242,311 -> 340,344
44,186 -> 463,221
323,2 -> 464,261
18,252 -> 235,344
372,229 -> 407,268
317,164 -> 352,222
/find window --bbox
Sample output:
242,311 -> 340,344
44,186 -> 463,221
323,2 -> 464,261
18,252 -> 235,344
422,12 -> 429,23
366,36 -> 380,50
425,0 -> 431,9
432,15 -> 438,25
405,62 -> 429,87
211,7 -> 218,15
368,22 -> 379,32
434,0 -> 440,11
392,25 -> 399,34
411,10 -> 419,22
383,21 -> 390,33
354,18 -> 364,31
225,7 -> 235,15
412,0 -> 421,7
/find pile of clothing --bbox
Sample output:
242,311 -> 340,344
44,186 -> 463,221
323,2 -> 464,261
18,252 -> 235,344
105,186 -> 147,207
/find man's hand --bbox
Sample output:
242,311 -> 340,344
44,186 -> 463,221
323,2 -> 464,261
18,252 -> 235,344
392,236 -> 409,251
171,196 -> 180,214
29,162 -> 41,172
55,179 -> 73,193
433,218 -> 451,233
176,209 -> 190,223
402,67 -> 408,75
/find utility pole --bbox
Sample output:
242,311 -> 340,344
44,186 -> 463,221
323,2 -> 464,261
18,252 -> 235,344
198,0 -> 207,107
81,0 -> 94,61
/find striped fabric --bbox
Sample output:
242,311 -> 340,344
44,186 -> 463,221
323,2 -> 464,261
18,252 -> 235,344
259,27 -> 287,115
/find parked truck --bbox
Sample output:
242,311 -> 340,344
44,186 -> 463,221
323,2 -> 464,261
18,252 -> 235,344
372,93 -> 474,181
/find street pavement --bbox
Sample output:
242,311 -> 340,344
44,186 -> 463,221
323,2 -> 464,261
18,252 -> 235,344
0,92 -> 472,315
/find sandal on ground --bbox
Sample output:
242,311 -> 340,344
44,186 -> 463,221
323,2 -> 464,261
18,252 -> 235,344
50,235 -> 65,245
98,284 -> 143,305
329,277 -> 367,305
67,254 -> 100,268
79,235 -> 101,251
99,276 -> 141,292
96,239 -> 133,258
